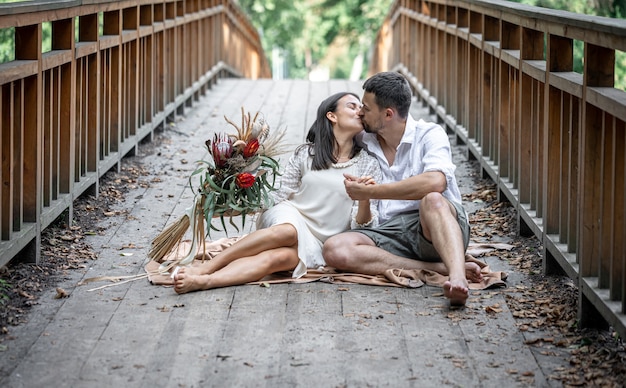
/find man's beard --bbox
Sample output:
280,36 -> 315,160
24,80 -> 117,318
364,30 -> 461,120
362,121 -> 379,134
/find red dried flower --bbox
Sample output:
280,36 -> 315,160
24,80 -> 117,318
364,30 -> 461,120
235,172 -> 255,189
211,133 -> 232,167
243,139 -> 260,158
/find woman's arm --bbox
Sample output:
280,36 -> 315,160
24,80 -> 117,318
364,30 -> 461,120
350,153 -> 381,228
269,146 -> 307,205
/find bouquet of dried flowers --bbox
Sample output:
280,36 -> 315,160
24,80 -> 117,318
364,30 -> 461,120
149,108 -> 287,265
193,109 -> 285,231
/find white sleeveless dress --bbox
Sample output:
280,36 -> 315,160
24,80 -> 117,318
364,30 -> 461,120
257,146 -> 380,278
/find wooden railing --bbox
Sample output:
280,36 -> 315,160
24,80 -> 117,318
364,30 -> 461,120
370,0 -> 626,338
0,0 -> 270,267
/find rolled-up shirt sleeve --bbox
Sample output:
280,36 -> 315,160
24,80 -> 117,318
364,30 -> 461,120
417,120 -> 462,205
420,124 -> 456,187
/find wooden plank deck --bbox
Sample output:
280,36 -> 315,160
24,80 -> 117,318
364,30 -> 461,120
0,79 -> 565,387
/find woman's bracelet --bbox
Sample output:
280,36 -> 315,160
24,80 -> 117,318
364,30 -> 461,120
354,217 -> 374,228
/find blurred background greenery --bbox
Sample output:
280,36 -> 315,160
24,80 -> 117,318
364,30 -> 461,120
0,0 -> 624,88
235,0 -> 393,80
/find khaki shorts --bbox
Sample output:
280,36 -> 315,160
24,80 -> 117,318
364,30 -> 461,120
353,201 -> 470,263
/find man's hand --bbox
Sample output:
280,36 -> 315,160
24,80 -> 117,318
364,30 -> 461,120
343,173 -> 376,200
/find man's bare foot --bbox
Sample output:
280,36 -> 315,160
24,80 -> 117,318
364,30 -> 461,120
465,262 -> 483,283
434,262 -> 482,282
443,278 -> 469,306
173,270 -> 210,294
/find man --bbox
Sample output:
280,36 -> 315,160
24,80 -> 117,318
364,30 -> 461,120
323,71 -> 477,306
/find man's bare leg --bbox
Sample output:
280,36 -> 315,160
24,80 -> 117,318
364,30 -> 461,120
323,232 -> 481,282
420,193 -> 469,306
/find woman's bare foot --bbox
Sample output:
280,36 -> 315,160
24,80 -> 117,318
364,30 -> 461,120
173,270 -> 210,294
194,252 -> 213,262
465,262 -> 483,283
173,265 -> 203,276
443,278 -> 469,306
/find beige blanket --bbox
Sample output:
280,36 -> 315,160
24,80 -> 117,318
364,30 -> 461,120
145,237 -> 508,290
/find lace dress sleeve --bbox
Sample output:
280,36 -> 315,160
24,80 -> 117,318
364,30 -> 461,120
269,145 -> 309,206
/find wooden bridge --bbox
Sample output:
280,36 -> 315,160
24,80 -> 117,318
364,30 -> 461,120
1,0 -> 626,347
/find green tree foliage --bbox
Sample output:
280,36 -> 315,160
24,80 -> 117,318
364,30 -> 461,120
236,0 -> 392,79
318,0 -> 393,78
318,0 -> 391,52
0,27 -> 14,63
235,0 -> 308,77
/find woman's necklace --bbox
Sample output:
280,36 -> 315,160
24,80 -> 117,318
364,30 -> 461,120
336,154 -> 351,162
335,147 -> 353,162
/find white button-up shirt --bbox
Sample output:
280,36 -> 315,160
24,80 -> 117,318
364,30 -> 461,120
357,114 -> 463,224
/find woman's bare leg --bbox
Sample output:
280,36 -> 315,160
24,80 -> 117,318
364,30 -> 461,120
182,223 -> 298,276
173,246 -> 299,294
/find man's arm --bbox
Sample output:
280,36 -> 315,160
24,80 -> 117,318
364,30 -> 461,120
344,171 -> 446,201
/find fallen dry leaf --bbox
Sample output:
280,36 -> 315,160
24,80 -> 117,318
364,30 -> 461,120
54,288 -> 68,299
485,304 -> 503,314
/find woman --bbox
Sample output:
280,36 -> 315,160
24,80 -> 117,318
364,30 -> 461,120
173,92 -> 381,294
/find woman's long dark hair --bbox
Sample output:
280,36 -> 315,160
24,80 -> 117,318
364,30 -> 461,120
303,92 -> 362,170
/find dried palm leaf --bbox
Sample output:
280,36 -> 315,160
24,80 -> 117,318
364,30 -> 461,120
148,209 -> 191,263
149,197 -> 207,265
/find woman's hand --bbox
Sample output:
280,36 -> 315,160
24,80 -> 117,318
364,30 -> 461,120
351,174 -> 376,185
343,173 -> 376,201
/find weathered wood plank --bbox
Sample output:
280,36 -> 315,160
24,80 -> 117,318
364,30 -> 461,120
613,120 -> 625,303
275,284 -> 349,386
544,86 -> 561,235
209,285 -> 290,384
